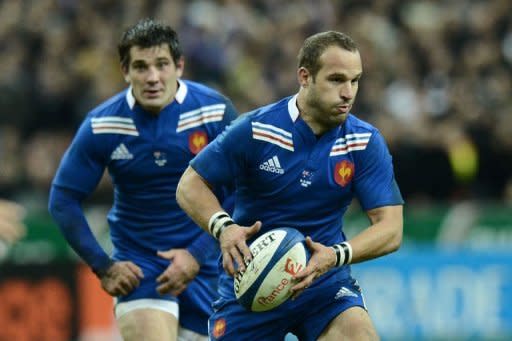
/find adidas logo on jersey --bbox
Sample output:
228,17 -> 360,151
111,143 -> 133,160
259,156 -> 284,174
334,286 -> 358,300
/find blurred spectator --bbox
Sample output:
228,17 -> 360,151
0,126 -> 24,195
0,199 -> 26,259
0,0 -> 511,204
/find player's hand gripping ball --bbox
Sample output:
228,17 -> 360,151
234,228 -> 309,312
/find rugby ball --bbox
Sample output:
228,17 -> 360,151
234,228 -> 309,312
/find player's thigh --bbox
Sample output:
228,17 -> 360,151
116,300 -> 179,341
318,306 -> 379,341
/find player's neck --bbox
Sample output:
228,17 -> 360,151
296,96 -> 327,136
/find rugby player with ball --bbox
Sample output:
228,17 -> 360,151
177,31 -> 404,341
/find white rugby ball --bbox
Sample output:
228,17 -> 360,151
234,228 -> 309,312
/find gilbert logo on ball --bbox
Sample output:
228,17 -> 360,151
234,228 -> 309,312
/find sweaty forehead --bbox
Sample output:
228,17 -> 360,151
318,46 -> 362,77
129,43 -> 172,62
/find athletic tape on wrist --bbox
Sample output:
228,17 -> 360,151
208,211 -> 235,239
331,241 -> 352,267
208,212 -> 228,233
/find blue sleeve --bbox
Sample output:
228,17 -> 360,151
354,130 -> 404,210
52,116 -> 109,194
191,115 -> 250,188
186,99 -> 238,265
186,98 -> 238,265
48,186 -> 112,272
49,116 -> 112,273
215,97 -> 238,209
186,232 -> 220,266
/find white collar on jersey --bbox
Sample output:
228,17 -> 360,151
175,79 -> 187,104
125,79 -> 188,110
287,94 -> 300,122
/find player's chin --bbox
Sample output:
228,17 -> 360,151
141,96 -> 163,104
330,114 -> 348,125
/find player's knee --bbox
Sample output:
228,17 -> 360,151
117,308 -> 178,341
343,315 -> 379,341
324,324 -> 379,341
319,307 -> 379,341
352,325 -> 379,341
343,316 -> 379,341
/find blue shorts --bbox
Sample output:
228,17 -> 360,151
114,251 -> 218,335
209,271 -> 366,340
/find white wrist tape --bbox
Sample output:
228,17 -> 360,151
208,211 -> 235,239
331,241 -> 353,267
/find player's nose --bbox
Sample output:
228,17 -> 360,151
339,81 -> 355,100
146,66 -> 159,83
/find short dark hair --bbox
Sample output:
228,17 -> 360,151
118,18 -> 182,70
297,31 -> 358,78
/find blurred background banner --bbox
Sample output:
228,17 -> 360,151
0,263 -> 78,341
354,249 -> 512,341
0,261 -> 118,341
1,0 -> 511,340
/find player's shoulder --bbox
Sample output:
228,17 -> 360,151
80,89 -> 137,138
243,96 -> 291,126
225,96 -> 294,142
182,80 -> 231,104
87,88 -> 132,120
340,114 -> 387,158
220,97 -> 293,149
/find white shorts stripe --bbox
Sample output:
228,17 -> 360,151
114,299 -> 179,319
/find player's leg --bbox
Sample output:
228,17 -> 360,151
177,266 -> 218,337
317,306 -> 379,341
112,253 -> 215,340
294,276 -> 377,341
116,299 -> 179,341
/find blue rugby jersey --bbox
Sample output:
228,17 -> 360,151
52,79 -> 237,270
191,94 -> 403,296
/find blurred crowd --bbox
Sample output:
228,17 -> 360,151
1,0 -> 511,208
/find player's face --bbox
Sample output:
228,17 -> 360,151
300,46 -> 362,131
123,43 -> 183,114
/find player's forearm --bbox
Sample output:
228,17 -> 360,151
48,186 -> 112,272
347,205 -> 403,264
176,166 -> 225,234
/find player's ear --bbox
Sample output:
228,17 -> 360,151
121,65 -> 131,83
121,65 -> 130,83
175,56 -> 185,78
297,67 -> 310,88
